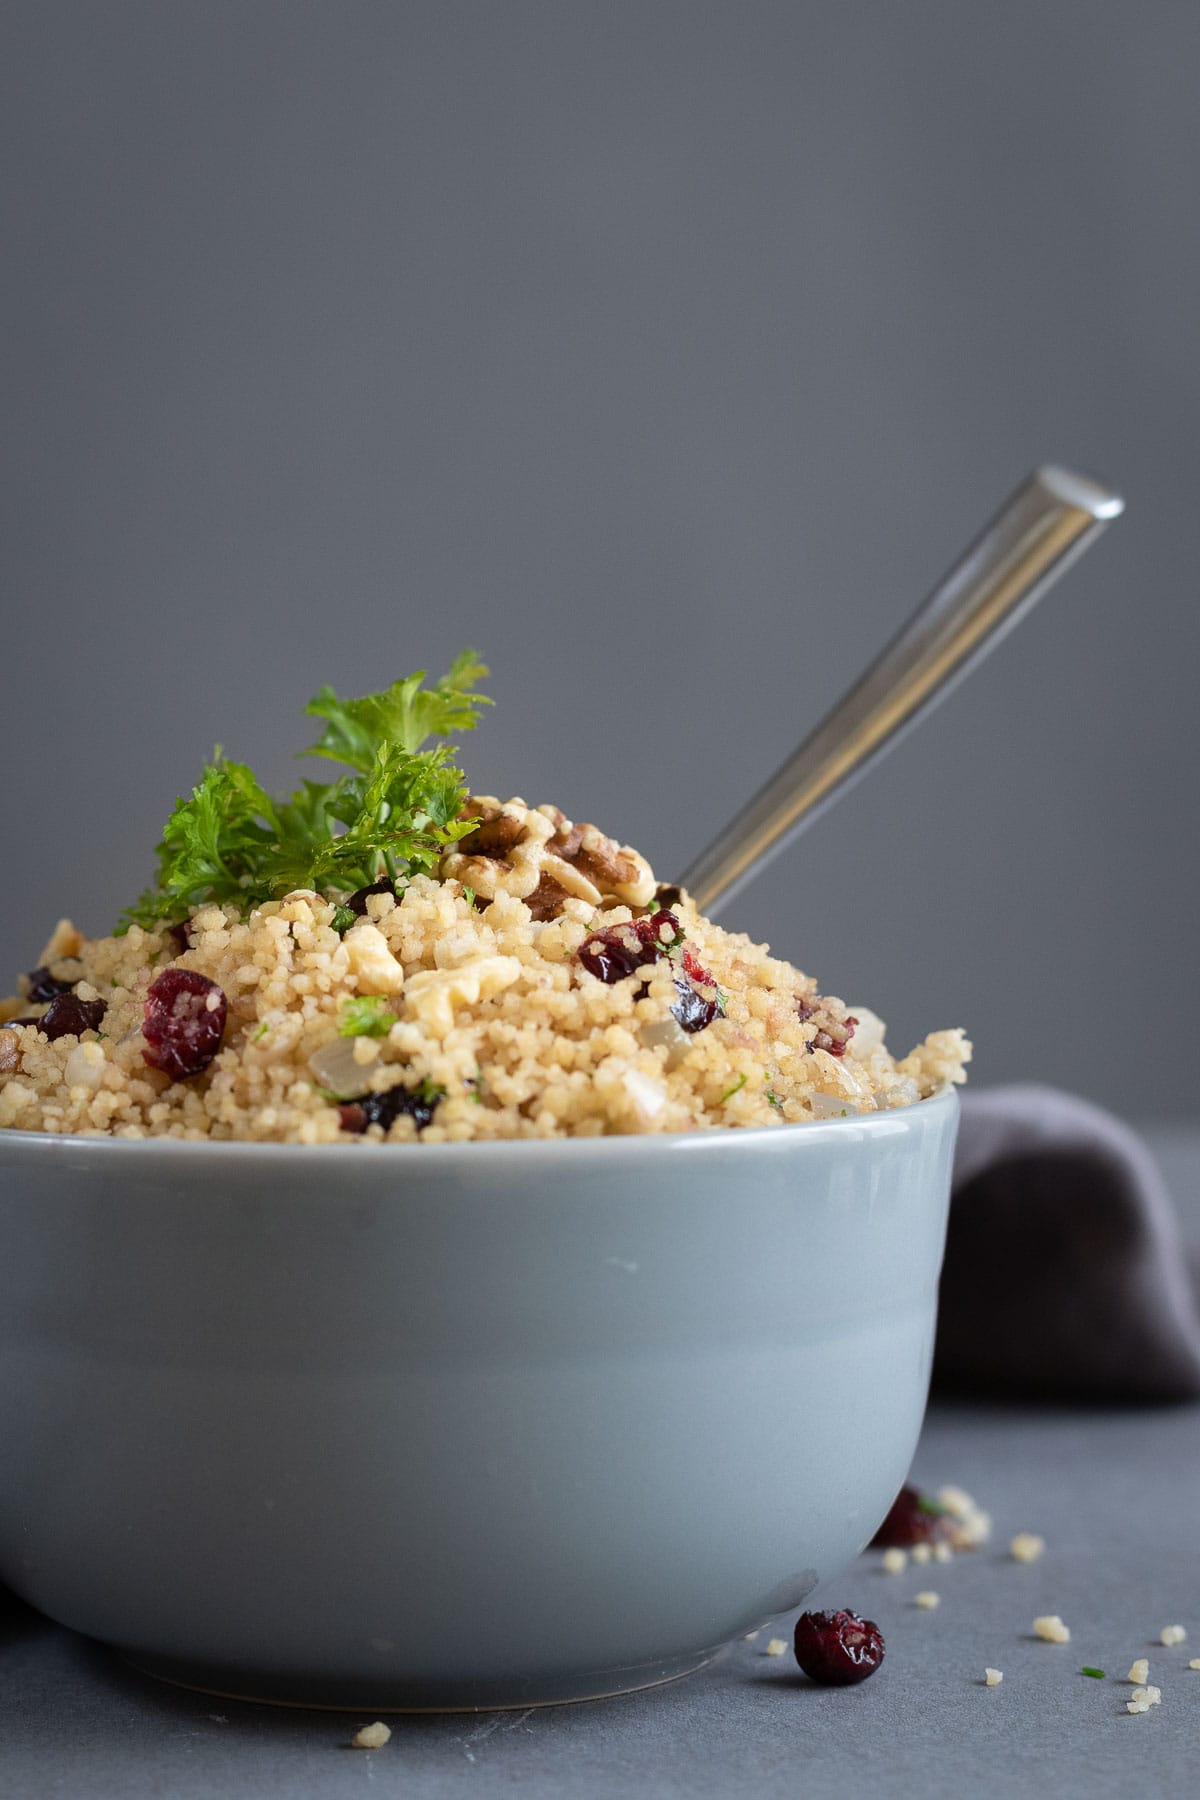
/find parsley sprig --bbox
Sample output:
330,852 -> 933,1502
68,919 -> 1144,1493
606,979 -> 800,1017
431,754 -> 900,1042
121,652 -> 490,931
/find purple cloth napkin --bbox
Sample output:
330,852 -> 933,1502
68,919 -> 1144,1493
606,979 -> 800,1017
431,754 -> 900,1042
936,1085 -> 1200,1401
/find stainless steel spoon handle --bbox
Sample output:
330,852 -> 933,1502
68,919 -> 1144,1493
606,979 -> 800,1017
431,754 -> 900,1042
680,464 -> 1124,917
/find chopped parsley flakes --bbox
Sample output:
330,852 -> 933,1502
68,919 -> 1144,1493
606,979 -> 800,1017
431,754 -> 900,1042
338,996 -> 397,1038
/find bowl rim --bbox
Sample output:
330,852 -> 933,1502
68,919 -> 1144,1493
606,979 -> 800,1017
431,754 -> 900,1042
0,1083 -> 959,1162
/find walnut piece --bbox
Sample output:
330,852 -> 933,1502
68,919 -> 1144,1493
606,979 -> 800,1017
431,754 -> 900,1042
38,918 -> 84,965
404,954 -> 522,1036
442,797 -> 655,917
343,922 -> 405,994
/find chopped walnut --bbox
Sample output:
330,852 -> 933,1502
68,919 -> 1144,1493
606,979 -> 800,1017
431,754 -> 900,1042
404,954 -> 522,1036
442,797 -> 655,917
542,809 -> 656,908
524,870 -> 573,921
457,796 -> 527,857
38,918 -> 84,965
0,1028 -> 21,1073
343,922 -> 406,995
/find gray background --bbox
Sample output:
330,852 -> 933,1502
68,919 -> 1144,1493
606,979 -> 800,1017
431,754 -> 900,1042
2,0 -> 1197,1119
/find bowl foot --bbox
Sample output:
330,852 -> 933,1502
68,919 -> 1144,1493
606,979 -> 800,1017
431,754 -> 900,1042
121,1646 -> 720,1712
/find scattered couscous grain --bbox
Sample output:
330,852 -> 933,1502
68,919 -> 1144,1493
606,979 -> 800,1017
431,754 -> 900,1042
350,1722 -> 391,1749
1187,1658 -> 1200,1671
1033,1615 -> 1070,1644
764,1638 -> 789,1657
1009,1533 -> 1045,1564
914,1591 -> 940,1610
1127,1684 -> 1162,1715
984,1667 -> 1004,1687
1160,1625 -> 1187,1646
911,1543 -> 932,1566
936,1485 -> 992,1550
1127,1658 -> 1150,1684
933,1542 -> 953,1565
881,1548 -> 908,1575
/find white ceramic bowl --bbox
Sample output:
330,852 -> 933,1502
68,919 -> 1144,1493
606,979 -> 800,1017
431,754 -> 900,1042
0,1090 -> 958,1709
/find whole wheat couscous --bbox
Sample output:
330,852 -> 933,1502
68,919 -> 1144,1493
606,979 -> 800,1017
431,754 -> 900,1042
0,656 -> 969,1143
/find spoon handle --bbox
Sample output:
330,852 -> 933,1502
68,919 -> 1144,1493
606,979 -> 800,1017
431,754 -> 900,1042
679,464 -> 1124,917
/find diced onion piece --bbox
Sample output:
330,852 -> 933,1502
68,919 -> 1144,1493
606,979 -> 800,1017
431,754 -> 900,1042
637,1012 -> 692,1069
307,1035 -> 378,1098
808,1090 -> 861,1119
845,1005 -> 886,1058
621,1068 -> 667,1123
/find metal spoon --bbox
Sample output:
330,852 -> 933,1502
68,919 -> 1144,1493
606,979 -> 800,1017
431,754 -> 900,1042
679,464 -> 1124,917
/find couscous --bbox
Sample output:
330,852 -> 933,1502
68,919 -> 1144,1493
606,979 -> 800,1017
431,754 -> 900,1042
0,656 -> 969,1142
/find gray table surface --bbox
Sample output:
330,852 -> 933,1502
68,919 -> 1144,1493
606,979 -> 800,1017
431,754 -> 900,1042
5,1128 -> 1198,1800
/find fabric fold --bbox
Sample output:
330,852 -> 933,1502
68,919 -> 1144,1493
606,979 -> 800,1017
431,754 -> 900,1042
936,1085 -> 1200,1401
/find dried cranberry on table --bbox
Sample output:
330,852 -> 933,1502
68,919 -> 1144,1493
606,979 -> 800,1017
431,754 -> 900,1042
23,966 -> 78,1004
793,1609 -> 885,1685
869,1484 -> 949,1548
338,1083 -> 441,1135
142,969 -> 227,1081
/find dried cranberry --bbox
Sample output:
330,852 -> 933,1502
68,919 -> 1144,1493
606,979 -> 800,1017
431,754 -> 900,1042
578,927 -> 650,983
578,909 -> 683,985
640,909 -> 683,951
24,966 -> 77,1004
796,993 -> 857,1057
816,1016 -> 857,1057
670,945 -> 722,1034
793,1610 -> 885,1685
37,994 -> 106,1041
671,979 -> 719,1032
869,1484 -> 948,1548
654,883 -> 684,909
338,1082 -> 442,1134
164,920 -> 193,955
142,969 -> 227,1081
348,877 -> 398,917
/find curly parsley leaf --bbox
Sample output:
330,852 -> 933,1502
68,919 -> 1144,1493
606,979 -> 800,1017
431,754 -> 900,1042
119,655 -> 489,931
304,649 -> 491,773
